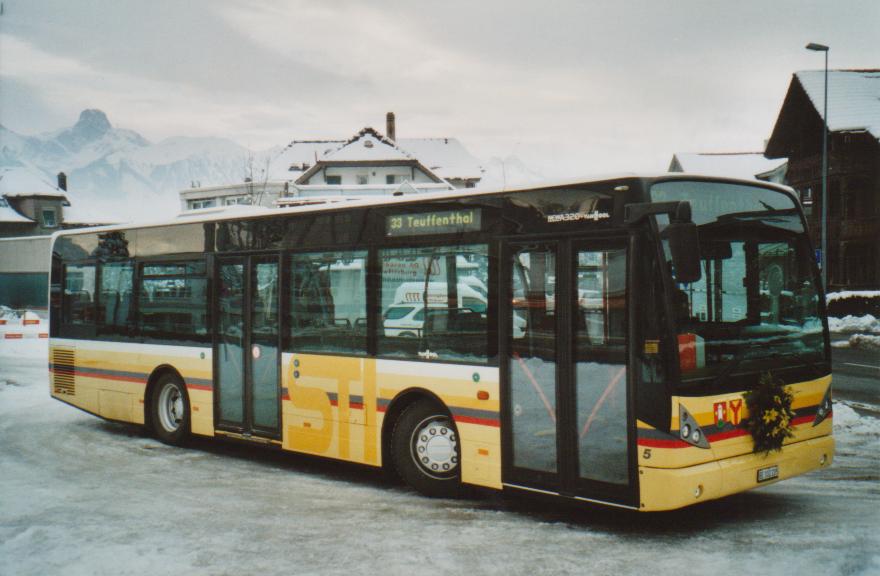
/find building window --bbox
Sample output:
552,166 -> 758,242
42,208 -> 57,228
386,175 -> 397,185
800,187 -> 813,217
800,187 -> 812,206
326,175 -> 342,185
189,199 -> 216,210
843,242 -> 876,286
356,174 -> 369,185
224,196 -> 252,206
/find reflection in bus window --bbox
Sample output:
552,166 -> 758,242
379,245 -> 489,363
575,248 -> 628,485
289,251 -> 367,355
63,263 -> 96,325
652,180 -> 823,383
139,261 -> 208,342
98,261 -> 134,332
510,247 -> 557,473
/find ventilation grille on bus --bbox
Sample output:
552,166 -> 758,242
52,347 -> 76,396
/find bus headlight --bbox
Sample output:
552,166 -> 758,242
679,405 -> 710,448
813,385 -> 833,427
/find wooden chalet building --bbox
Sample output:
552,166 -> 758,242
765,69 -> 880,290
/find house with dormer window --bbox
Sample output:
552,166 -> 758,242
0,167 -> 114,309
179,113 -> 484,210
285,126 -> 454,202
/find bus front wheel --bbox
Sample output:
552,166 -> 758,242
150,373 -> 191,446
392,400 -> 462,498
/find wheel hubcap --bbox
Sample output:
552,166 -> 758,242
158,384 -> 183,433
412,416 -> 458,477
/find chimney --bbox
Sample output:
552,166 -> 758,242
57,172 -> 67,191
386,112 -> 396,141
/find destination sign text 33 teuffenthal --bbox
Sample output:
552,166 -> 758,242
386,208 -> 481,237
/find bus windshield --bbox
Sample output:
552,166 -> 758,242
650,180 -> 827,387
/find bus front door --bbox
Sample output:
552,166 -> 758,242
215,255 -> 281,439
502,239 -> 636,508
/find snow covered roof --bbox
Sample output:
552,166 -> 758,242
796,69 -> 880,139
396,138 -> 483,181
295,127 -> 445,185
266,140 -> 344,180
324,128 -> 413,162
0,167 -> 69,200
266,132 -> 483,182
0,198 -> 34,223
669,152 -> 787,181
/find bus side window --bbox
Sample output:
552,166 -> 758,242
138,261 -> 208,343
378,244 -> 489,363
63,263 -> 96,327
288,250 -> 368,355
97,260 -> 134,336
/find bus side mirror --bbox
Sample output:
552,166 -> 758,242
665,222 -> 702,283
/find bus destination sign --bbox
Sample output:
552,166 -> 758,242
386,208 -> 481,237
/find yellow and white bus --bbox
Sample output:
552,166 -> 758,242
48,174 -> 834,511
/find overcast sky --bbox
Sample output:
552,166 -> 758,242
1,0 -> 878,176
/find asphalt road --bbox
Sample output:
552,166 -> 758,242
832,341 -> 880,409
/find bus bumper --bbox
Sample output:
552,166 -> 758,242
638,434 -> 834,511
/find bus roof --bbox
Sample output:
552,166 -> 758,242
50,172 -> 795,239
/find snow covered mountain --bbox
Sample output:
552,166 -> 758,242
478,155 -> 545,189
0,110 -> 254,222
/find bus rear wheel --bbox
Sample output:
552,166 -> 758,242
392,400 -> 462,498
150,373 -> 191,446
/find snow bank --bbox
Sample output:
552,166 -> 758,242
833,401 -> 880,440
846,334 -> 880,351
828,314 -> 880,334
0,305 -> 18,321
826,290 -> 880,303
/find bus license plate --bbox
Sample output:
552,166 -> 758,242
757,465 -> 779,483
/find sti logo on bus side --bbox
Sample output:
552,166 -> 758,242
714,399 -> 743,428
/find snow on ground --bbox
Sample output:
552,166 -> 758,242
828,315 -> 880,349
834,334 -> 880,351
829,314 -> 880,335
1,338 -> 878,576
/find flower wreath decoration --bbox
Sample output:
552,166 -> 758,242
743,372 -> 796,455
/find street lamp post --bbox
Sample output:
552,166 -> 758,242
806,42 -> 829,291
